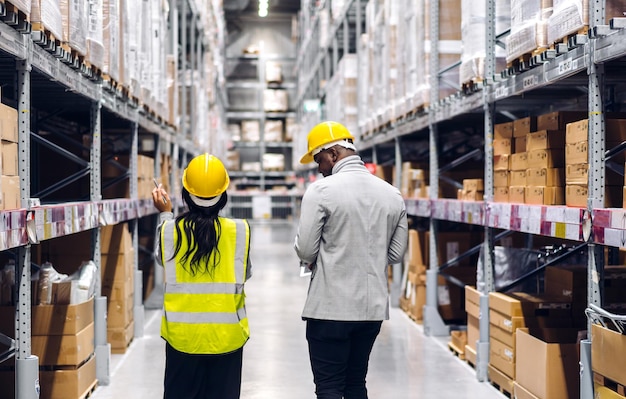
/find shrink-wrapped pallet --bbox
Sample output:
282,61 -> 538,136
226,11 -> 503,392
401,0 -> 428,111
425,0 -> 462,101
86,0 -> 104,70
386,0 -> 405,120
60,0 -> 88,56
120,0 -> 140,97
506,0 -> 552,62
9,0 -> 31,14
548,0 -> 626,44
460,0 -> 510,84
326,54 -> 358,136
103,0 -> 121,82
31,0 -> 63,41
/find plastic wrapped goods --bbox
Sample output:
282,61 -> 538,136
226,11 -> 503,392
31,0 -> 64,41
60,0 -> 88,56
103,0 -> 121,82
86,0 -> 105,70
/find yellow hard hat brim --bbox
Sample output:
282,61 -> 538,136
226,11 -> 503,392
300,152 -> 314,164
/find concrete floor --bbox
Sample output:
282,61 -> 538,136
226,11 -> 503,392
91,221 -> 504,399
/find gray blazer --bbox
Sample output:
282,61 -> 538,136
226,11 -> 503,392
294,155 -> 408,321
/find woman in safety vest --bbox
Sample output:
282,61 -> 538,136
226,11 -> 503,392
152,153 -> 252,399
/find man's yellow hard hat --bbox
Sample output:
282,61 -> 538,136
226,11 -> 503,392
300,121 -> 355,164
182,153 -> 230,198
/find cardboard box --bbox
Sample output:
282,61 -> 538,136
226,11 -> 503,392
566,118 -> 626,144
490,336 -> 516,378
509,186 -> 525,203
566,163 -> 587,185
489,292 -> 571,318
465,285 -> 481,318
513,116 -> 537,137
1,141 -> 18,176
109,319 -> 135,353
40,354 -> 97,399
462,179 -> 484,191
494,186 -> 509,202
566,184 -> 587,207
407,230 -> 426,269
527,149 -> 565,168
107,293 -> 134,328
514,382 -> 540,399
0,297 -> 94,336
537,111 -> 586,131
565,141 -> 588,165
527,168 -> 564,186
0,103 -> 18,143
593,385 -> 626,399
510,170 -> 526,186
515,329 -> 581,399
33,323 -> 94,366
493,138 -> 513,155
467,314 -> 479,351
514,136 -> 527,154
526,130 -> 565,151
592,323 -> 626,387
493,154 -> 510,170
510,152 -> 528,170
493,170 -> 509,187
494,122 -> 513,139
0,175 -> 20,210
525,186 -> 564,205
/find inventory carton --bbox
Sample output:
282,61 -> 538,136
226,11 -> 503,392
513,116 -> 536,137
509,170 -> 526,186
527,168 -> 564,186
527,149 -> 565,168
537,111 -> 586,131
525,186 -> 564,205
0,103 -> 18,143
493,154 -> 510,170
509,186 -> 525,203
515,329 -> 581,399
494,122 -> 513,139
510,152 -> 528,170
493,170 -> 509,187
493,138 -> 513,155
525,130 -> 565,151
32,323 -> 94,366
514,136 -> 527,154
592,323 -> 626,387
489,336 -> 515,377
0,297 -> 94,336
494,186 -> 509,202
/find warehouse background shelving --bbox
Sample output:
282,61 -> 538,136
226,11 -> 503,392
0,1 -> 228,398
295,0 -> 626,398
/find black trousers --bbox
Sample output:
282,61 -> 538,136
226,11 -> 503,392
306,319 -> 383,399
164,342 -> 243,399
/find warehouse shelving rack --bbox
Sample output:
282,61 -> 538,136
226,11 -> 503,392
0,1 -> 224,397
297,0 -> 626,397
223,13 -> 304,220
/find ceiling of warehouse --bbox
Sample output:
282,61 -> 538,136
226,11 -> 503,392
224,0 -> 301,15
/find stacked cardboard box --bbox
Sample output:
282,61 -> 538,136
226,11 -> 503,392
263,89 -> 288,112
265,61 -> 282,84
400,229 -> 427,321
264,120 -> 284,142
464,285 -> 481,365
565,118 -> 626,207
514,328 -> 581,399
460,179 -> 484,201
0,298 -> 97,399
401,162 -> 428,198
101,224 -> 135,353
493,121 -> 514,202
241,120 -> 261,142
325,55 -> 358,136
101,154 -> 155,200
525,121 -> 566,205
592,323 -> 626,398
487,291 -> 576,393
0,102 -> 20,210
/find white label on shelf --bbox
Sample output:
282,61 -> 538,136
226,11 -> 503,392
545,206 -> 565,222
495,85 -> 509,99
495,204 -> 512,229
526,207 -> 542,234
523,75 -> 539,90
566,224 -> 581,241
603,228 -> 623,247
610,209 -> 626,230
564,208 -> 582,225
558,58 -> 573,75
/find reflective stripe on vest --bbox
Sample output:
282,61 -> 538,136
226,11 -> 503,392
161,218 -> 248,323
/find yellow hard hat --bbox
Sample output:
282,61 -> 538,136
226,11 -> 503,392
182,153 -> 230,198
300,121 -> 355,164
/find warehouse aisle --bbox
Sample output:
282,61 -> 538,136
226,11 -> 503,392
91,221 -> 504,399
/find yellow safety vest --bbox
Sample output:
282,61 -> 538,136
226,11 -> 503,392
160,217 -> 250,354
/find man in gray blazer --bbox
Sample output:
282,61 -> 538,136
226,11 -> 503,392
294,121 -> 409,399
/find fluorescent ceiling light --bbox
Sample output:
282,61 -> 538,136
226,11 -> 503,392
258,0 -> 269,17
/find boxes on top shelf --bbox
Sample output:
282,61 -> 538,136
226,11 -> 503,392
263,89 -> 288,112
31,0 -> 64,42
513,116 -> 537,138
525,130 -> 566,151
241,120 -> 261,142
494,122 -> 514,139
264,120 -> 284,142
265,61 -> 282,84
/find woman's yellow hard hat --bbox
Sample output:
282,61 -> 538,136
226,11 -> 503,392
182,153 -> 230,198
300,121 -> 355,164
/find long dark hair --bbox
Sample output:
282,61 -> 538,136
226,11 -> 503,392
169,189 -> 229,276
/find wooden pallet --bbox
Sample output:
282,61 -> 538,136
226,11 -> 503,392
79,379 -> 98,399
461,78 -> 483,94
464,345 -> 477,369
1,0 -> 30,33
488,364 -> 513,398
448,341 -> 465,360
550,26 -> 589,53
